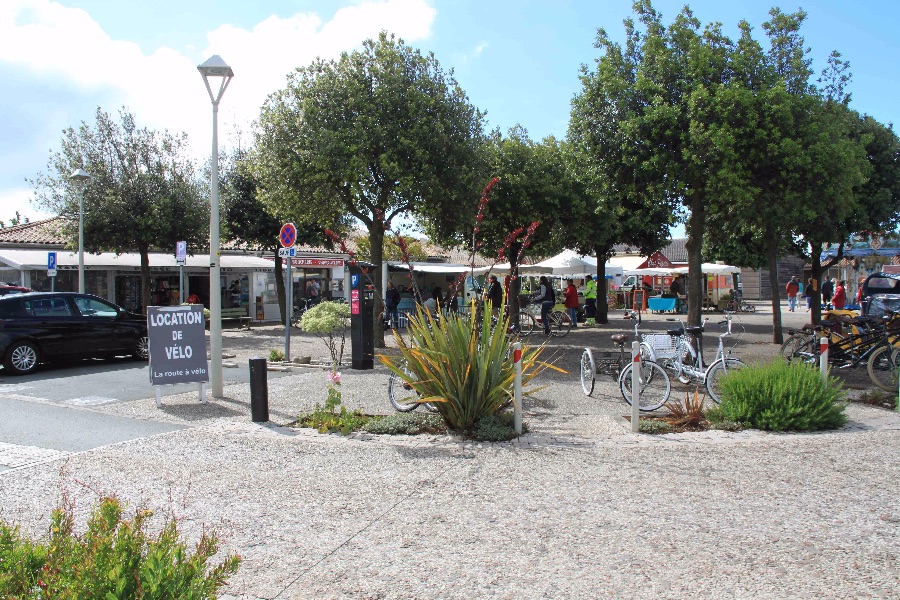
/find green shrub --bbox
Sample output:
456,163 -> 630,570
639,419 -> 673,434
361,413 -> 445,435
0,496 -> 239,599
473,412 -> 525,441
268,348 -> 285,362
300,301 -> 350,368
712,360 -> 847,431
381,303 -> 554,431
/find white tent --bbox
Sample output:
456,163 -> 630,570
671,263 -> 740,275
623,267 -> 677,276
520,250 -> 597,275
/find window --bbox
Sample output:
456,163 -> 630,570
0,300 -> 25,318
74,297 -> 119,318
24,298 -> 72,317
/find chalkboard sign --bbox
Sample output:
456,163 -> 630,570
633,289 -> 646,311
147,305 -> 208,386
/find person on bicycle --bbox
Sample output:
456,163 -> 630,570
564,279 -> 579,329
583,275 -> 597,326
532,275 -> 555,336
485,274 -> 503,318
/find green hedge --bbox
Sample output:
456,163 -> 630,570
707,361 -> 847,431
0,496 -> 239,599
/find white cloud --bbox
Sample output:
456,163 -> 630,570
0,187 -> 52,224
472,41 -> 488,57
0,0 -> 437,161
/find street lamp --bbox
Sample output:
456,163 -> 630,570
69,168 -> 91,293
198,55 -> 233,398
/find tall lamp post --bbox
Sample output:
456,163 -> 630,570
69,168 -> 91,293
198,55 -> 233,398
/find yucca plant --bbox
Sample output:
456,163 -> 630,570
381,302 -> 556,431
663,389 -> 706,428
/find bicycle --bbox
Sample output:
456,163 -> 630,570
387,360 -> 439,413
781,308 -> 899,391
290,298 -> 317,328
663,313 -> 746,403
580,314 -> 671,411
725,290 -> 755,313
517,301 -> 571,337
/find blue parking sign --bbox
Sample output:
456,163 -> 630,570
47,252 -> 57,270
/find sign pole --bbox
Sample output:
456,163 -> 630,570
285,257 -> 292,362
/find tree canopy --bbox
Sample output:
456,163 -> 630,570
254,31 -> 486,345
30,107 -> 206,312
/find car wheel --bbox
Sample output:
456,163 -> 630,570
133,336 -> 149,361
5,341 -> 40,375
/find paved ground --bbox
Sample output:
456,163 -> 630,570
0,303 -> 897,599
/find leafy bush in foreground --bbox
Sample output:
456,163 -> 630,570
707,361 -> 847,431
0,495 -> 240,599
361,413 -> 445,435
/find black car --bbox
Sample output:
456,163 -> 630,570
0,292 -> 148,375
860,272 -> 900,318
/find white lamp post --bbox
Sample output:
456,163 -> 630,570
198,55 -> 233,398
69,168 -> 91,293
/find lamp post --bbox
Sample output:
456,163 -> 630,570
198,55 -> 233,398
69,168 -> 91,293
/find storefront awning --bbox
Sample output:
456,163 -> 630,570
0,249 -> 276,271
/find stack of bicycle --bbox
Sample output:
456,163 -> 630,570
780,307 -> 900,392
580,310 -> 746,411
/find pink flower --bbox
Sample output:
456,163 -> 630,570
327,371 -> 341,384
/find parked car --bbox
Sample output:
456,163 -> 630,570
0,284 -> 32,296
0,292 -> 148,375
860,272 -> 900,318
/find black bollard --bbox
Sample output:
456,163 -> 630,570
249,357 -> 269,422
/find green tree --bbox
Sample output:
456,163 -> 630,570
254,32 -> 486,346
568,12 -> 680,323
220,150 -> 329,324
30,107 -> 206,312
473,128 -> 579,321
355,234 -> 429,263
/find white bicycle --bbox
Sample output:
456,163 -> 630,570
661,313 -> 746,403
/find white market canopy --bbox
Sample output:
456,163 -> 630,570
520,250 -> 597,275
387,261 -> 473,274
671,263 -> 741,275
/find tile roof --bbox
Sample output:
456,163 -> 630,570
0,217 -> 68,246
611,238 -> 687,262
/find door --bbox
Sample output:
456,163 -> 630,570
71,295 -> 131,354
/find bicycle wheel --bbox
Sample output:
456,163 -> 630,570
705,358 -> 746,404
867,345 -> 900,392
388,364 -> 421,412
513,311 -> 536,336
619,360 -> 671,412
674,337 -> 695,383
549,311 -> 572,337
780,334 -> 815,364
580,348 -> 596,396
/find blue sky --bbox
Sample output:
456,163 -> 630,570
2,0 -> 899,231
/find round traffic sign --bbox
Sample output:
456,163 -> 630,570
279,223 -> 297,248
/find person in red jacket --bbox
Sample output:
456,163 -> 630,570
564,279 -> 580,328
785,276 -> 800,312
832,280 -> 847,310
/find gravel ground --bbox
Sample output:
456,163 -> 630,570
1,304 -> 898,599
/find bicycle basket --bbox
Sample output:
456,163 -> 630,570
643,333 -> 677,359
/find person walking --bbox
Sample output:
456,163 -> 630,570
832,280 -> 847,310
821,277 -> 835,307
532,276 -> 556,336
583,274 -> 597,326
785,276 -> 800,312
385,281 -> 401,329
805,277 -> 818,312
485,274 -> 503,318
564,279 -> 579,328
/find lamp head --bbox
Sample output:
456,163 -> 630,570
69,168 -> 91,187
197,55 -> 234,78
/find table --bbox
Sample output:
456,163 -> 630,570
648,297 -> 677,313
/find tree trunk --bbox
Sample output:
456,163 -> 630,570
274,254 -> 286,325
685,202 -> 704,327
139,245 -> 151,315
809,242 -> 823,326
766,233 -> 784,344
594,244 -> 610,324
369,223 -> 386,348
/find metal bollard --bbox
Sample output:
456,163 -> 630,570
631,341 -> 640,433
819,337 -> 829,381
249,357 -> 269,422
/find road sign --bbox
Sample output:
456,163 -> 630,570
175,241 -> 187,264
279,223 -> 297,248
277,247 -> 296,258
48,269 -> 57,277
47,252 -> 57,270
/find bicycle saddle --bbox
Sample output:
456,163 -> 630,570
610,334 -> 629,344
